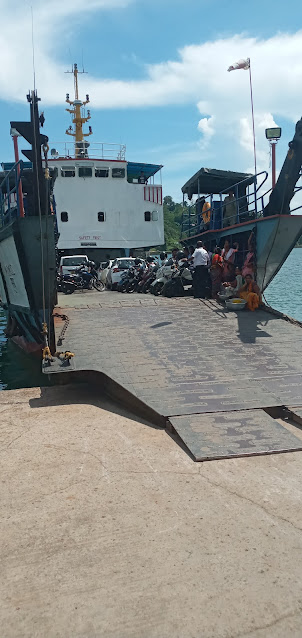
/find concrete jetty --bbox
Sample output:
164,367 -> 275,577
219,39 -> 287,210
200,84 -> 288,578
1,383 -> 302,637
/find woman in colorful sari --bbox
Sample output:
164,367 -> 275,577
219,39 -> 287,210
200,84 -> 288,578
242,250 -> 255,278
221,239 -> 235,282
210,247 -> 223,298
239,274 -> 261,311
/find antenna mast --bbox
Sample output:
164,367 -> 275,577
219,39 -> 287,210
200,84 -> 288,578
65,63 -> 92,158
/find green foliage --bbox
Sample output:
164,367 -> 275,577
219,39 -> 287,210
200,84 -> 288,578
152,196 -> 194,251
162,195 -> 188,250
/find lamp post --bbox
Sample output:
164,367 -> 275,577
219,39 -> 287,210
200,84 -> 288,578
265,127 -> 282,189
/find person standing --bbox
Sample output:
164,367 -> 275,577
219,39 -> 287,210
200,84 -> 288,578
221,239 -> 236,282
210,247 -> 223,298
223,191 -> 237,227
192,241 -> 209,298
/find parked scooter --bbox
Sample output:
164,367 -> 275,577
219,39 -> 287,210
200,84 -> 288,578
136,257 -> 158,293
140,263 -> 159,293
116,269 -> 131,292
161,259 -> 193,297
149,260 -> 175,296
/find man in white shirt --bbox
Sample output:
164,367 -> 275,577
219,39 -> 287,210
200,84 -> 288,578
192,241 -> 209,298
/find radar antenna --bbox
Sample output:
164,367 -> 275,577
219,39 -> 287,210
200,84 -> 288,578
65,63 -> 92,159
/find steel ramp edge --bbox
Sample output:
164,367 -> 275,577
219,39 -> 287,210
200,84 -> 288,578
285,406 -> 302,427
42,361 -> 166,428
167,408 -> 302,462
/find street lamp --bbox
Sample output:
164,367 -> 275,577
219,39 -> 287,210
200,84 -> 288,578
265,127 -> 282,189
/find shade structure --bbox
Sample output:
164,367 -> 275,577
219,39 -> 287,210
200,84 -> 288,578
127,161 -> 162,180
182,167 -> 254,199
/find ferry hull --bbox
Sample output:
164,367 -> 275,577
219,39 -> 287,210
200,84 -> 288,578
184,214 -> 302,291
0,217 -> 57,354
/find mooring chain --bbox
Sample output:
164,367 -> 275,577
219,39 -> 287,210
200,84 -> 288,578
53,312 -> 70,346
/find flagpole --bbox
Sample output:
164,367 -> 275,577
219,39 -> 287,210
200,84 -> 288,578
248,59 -> 257,175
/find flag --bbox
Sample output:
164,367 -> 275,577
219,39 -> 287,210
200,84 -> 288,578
227,58 -> 250,72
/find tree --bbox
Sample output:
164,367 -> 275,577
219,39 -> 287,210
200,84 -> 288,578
153,196 -> 194,251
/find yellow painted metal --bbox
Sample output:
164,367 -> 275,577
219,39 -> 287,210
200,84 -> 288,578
65,63 -> 92,158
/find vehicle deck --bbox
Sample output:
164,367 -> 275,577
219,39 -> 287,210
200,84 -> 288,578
45,291 -> 302,461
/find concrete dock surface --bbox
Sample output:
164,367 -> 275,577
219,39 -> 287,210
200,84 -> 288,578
1,383 -> 302,638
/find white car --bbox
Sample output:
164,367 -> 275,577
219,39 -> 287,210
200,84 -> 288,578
59,254 -> 89,276
106,258 -> 144,290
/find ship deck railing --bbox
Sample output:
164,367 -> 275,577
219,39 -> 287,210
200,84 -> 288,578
182,170 -> 302,238
181,171 -> 270,237
48,142 -> 126,161
0,160 -> 23,228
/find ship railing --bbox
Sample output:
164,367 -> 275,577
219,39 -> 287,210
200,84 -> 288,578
0,160 -> 23,228
182,171 -> 271,237
48,142 -> 126,161
144,185 -> 163,205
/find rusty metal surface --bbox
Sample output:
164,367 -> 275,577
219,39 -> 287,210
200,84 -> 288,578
168,410 -> 302,461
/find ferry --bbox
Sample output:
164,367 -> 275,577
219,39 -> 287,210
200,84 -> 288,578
48,64 -> 164,262
1,80 -> 302,355
181,118 -> 302,291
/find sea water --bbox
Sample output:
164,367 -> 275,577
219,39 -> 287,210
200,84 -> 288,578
0,248 -> 301,389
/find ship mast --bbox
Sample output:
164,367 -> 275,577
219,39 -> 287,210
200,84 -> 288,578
65,63 -> 92,158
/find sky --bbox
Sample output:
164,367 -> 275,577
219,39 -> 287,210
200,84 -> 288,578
0,0 -> 302,202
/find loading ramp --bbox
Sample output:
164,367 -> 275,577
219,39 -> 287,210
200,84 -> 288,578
44,294 -> 302,461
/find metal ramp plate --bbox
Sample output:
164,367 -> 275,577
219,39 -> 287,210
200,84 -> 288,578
168,409 -> 302,462
42,356 -> 76,374
287,406 -> 302,426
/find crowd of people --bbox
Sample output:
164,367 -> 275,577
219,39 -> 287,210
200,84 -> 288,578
169,235 -> 261,311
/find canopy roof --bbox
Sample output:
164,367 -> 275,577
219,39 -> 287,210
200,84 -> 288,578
127,162 -> 162,180
2,161 -> 162,181
182,167 -> 254,199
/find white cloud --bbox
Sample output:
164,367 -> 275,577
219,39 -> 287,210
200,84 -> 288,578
197,116 -> 215,148
1,2 -> 302,201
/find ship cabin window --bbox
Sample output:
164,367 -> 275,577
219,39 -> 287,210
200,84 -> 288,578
95,167 -> 109,178
144,211 -> 151,222
152,210 -> 159,221
98,212 -> 106,222
61,166 -> 75,177
112,168 -> 125,179
78,167 -> 92,178
61,211 -> 68,222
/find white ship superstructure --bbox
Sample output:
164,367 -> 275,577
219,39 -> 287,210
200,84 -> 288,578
48,64 -> 164,260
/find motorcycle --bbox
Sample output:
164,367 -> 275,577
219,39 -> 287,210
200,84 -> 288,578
137,262 -> 158,293
116,269 -> 131,292
57,274 -> 76,295
125,264 -> 146,293
161,260 -> 193,297
149,260 -> 175,296
72,265 -> 105,291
